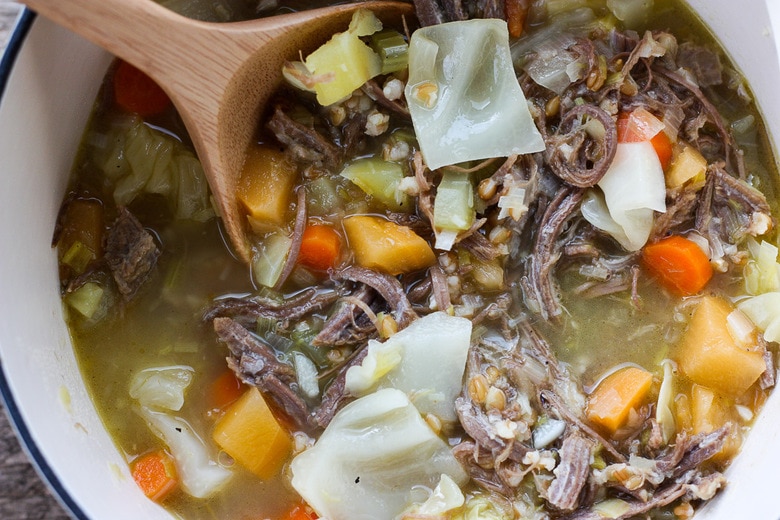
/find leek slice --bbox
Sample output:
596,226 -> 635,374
405,19 -> 545,170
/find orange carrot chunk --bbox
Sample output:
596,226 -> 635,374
586,366 -> 654,435
131,450 -> 178,502
283,502 -> 319,520
650,131 -> 673,171
297,225 -> 342,271
209,369 -> 244,413
113,60 -> 171,117
617,109 -> 672,169
642,235 -> 713,296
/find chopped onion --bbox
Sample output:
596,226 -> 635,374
532,418 -> 566,448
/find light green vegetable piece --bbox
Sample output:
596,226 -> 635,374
744,238 -> 780,295
92,115 -> 214,222
738,292 -> 780,343
345,311 -> 472,422
290,388 -> 468,520
64,282 -> 105,319
129,365 -> 194,412
404,19 -> 545,170
304,9 -> 383,106
340,157 -> 411,211
433,171 -> 475,250
252,230 -> 292,288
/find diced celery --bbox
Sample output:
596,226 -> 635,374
370,30 -> 409,74
252,231 -> 292,288
340,158 -> 411,212
65,282 -> 105,319
434,171 -> 475,233
61,240 -> 95,274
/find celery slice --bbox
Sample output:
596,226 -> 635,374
370,30 -> 409,74
61,240 -> 95,274
252,231 -> 292,288
65,282 -> 105,319
340,158 -> 411,211
434,171 -> 475,232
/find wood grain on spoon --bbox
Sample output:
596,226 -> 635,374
21,0 -> 413,262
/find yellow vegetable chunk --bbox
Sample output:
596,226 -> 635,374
237,146 -> 297,228
689,384 -> 740,461
305,27 -> 381,106
586,366 -> 653,434
343,215 -> 436,275
665,143 -> 707,188
675,296 -> 766,396
213,387 -> 292,479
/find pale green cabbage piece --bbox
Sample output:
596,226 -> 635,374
738,292 -> 780,343
655,359 -> 676,444
290,388 -> 468,520
581,142 -> 666,251
131,365 -> 232,498
452,494 -> 515,520
345,311 -> 472,422
405,19 -> 545,170
744,238 -> 780,295
403,474 -> 465,517
91,115 -> 214,222
137,407 -> 233,498
129,365 -> 194,412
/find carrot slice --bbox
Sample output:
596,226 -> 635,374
209,369 -> 244,413
642,235 -> 713,295
586,366 -> 654,435
131,450 -> 178,502
617,109 -> 672,169
113,60 -> 171,117
283,503 -> 319,520
297,224 -> 341,271
650,130 -> 673,171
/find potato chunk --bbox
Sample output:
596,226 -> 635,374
343,215 -> 435,275
213,387 -> 292,479
675,296 -> 766,396
237,145 -> 297,228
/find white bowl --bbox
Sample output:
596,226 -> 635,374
1,2 -> 780,519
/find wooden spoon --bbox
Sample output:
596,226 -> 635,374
21,0 -> 413,262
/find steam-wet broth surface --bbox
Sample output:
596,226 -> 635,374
56,0 -> 780,518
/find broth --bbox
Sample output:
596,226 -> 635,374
56,0 -> 780,518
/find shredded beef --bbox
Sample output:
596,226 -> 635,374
105,206 -> 160,299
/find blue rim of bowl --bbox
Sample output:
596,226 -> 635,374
0,9 -> 89,520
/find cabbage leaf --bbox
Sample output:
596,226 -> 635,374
581,142 -> 666,251
131,365 -> 232,498
91,115 -> 215,222
738,292 -> 780,343
345,311 -> 472,422
405,19 -> 545,170
290,388 -> 468,520
137,407 -> 233,498
129,365 -> 194,412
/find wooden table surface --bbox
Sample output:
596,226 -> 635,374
0,2 -> 72,518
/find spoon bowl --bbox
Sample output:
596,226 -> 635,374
20,0 -> 413,262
